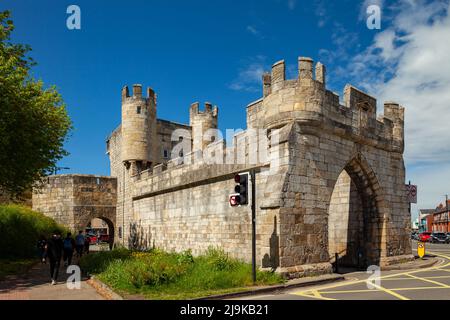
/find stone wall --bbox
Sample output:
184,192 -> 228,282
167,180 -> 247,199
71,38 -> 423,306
0,188 -> 32,206
122,124 -> 275,259
32,175 -> 117,238
107,117 -> 193,245
157,119 -> 192,161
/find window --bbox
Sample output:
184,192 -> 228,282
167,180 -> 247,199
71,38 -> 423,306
163,149 -> 169,159
118,227 -> 122,239
137,106 -> 141,114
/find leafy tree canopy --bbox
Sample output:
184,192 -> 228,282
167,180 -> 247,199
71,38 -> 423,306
0,10 -> 72,196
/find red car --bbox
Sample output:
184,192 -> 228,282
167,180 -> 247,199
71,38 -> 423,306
419,232 -> 431,242
85,234 -> 98,244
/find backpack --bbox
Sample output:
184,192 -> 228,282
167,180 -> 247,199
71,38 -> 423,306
76,234 -> 84,245
64,238 -> 73,250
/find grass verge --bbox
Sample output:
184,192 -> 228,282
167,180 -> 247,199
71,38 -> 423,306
0,204 -> 70,279
80,247 -> 285,300
0,259 -> 36,280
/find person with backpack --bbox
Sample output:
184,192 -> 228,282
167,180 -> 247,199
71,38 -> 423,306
84,235 -> 91,254
45,230 -> 63,285
37,235 -> 47,264
63,232 -> 76,266
75,230 -> 85,258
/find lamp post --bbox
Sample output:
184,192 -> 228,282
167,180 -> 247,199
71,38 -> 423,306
52,166 -> 70,175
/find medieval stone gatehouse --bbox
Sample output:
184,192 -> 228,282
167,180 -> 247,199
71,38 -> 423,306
33,55 -> 412,277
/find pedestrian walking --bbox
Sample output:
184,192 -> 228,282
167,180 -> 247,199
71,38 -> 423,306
84,235 -> 91,254
45,230 -> 63,285
63,232 -> 76,266
37,235 -> 47,264
75,230 -> 85,258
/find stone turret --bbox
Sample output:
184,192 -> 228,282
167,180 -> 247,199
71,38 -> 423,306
121,84 -> 157,174
189,102 -> 218,152
383,101 -> 405,152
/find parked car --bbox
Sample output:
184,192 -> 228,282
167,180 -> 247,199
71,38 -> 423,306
86,233 -> 98,244
411,232 -> 419,240
99,234 -> 109,242
430,232 -> 449,244
418,232 -> 432,242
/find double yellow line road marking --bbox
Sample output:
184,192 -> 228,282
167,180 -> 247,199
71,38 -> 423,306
292,251 -> 450,300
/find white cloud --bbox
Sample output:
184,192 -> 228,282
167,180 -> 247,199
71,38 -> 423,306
246,25 -> 258,35
408,163 -> 450,217
341,0 -> 450,210
246,25 -> 264,38
287,0 -> 297,10
314,0 -> 328,27
229,56 -> 267,92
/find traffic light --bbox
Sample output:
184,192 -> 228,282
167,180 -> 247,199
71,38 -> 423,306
229,173 -> 248,206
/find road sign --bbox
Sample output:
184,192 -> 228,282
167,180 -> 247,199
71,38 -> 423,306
406,184 -> 417,203
417,241 -> 425,259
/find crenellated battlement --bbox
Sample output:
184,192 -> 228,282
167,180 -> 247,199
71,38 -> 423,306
190,102 -> 219,152
122,84 -> 156,105
247,56 -> 405,153
189,101 -> 218,118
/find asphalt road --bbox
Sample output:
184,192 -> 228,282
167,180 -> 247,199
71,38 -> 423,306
238,241 -> 450,300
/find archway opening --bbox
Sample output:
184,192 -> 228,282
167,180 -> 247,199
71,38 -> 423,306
328,161 -> 382,272
85,217 -> 115,250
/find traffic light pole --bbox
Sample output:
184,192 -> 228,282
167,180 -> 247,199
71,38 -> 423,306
250,169 -> 256,284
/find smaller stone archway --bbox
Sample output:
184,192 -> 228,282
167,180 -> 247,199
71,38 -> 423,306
85,216 -> 115,250
328,154 -> 386,270
75,206 -> 117,250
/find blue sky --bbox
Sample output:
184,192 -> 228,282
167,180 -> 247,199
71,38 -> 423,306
3,0 -> 450,217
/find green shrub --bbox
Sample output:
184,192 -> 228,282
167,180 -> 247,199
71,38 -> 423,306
94,249 -> 194,289
204,247 -> 238,271
0,258 -> 36,280
84,246 -> 284,299
0,205 -> 69,259
79,247 -> 131,274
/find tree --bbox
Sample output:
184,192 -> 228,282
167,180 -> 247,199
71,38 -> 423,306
0,10 -> 72,197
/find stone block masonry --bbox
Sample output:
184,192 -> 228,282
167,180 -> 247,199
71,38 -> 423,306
32,175 -> 117,245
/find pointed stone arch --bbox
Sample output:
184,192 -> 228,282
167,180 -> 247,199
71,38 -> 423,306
327,152 -> 388,268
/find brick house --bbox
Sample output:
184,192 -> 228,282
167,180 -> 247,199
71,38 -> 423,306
432,201 -> 450,233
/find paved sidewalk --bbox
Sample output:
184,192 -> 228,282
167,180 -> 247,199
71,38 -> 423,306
381,255 -> 439,271
0,258 -> 104,300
